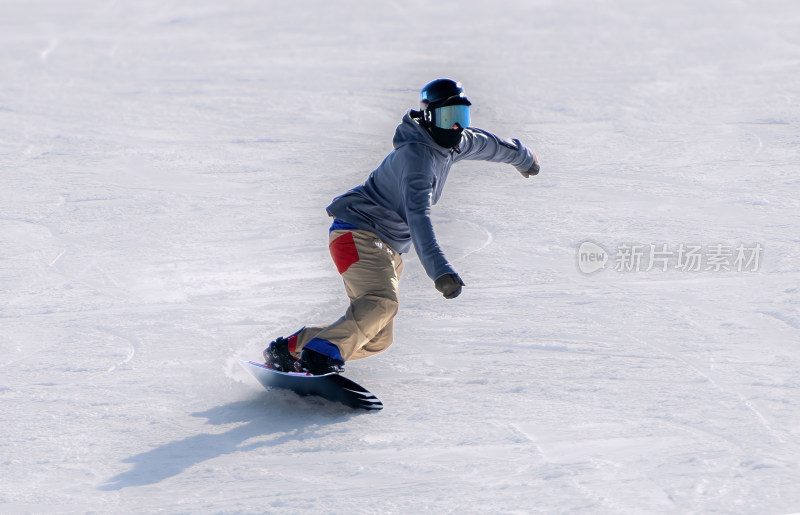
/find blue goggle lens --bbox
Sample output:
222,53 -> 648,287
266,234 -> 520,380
434,104 -> 470,129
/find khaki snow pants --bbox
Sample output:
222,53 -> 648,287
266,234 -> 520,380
289,229 -> 403,361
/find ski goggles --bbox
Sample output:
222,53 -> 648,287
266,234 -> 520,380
434,104 -> 471,130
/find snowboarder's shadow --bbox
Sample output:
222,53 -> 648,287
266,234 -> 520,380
100,394 -> 359,490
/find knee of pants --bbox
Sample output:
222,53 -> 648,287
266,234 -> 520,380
366,332 -> 393,352
352,294 -> 398,318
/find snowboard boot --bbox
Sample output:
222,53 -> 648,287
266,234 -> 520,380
263,337 -> 297,372
297,348 -> 345,375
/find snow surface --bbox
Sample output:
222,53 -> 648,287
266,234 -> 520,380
2,0 -> 800,513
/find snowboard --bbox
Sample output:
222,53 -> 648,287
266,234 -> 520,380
238,360 -> 383,411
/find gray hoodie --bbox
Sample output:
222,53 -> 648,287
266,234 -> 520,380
326,111 -> 535,281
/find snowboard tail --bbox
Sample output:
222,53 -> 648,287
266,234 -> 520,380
239,360 -> 383,411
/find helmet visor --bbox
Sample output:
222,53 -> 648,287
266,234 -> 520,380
434,104 -> 470,130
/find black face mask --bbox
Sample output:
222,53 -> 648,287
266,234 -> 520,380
429,125 -> 464,149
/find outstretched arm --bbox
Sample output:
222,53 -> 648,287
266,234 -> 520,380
457,127 -> 540,177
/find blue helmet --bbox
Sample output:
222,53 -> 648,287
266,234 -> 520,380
419,79 -> 472,131
420,78 -> 471,110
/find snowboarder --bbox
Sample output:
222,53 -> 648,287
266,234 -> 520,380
264,78 -> 540,375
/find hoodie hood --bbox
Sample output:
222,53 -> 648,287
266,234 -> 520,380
392,111 -> 456,156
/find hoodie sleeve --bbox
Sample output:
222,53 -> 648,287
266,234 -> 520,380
457,127 -> 535,172
401,146 -> 457,281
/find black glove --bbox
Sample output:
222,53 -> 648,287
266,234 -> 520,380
520,152 -> 540,178
435,273 -> 465,299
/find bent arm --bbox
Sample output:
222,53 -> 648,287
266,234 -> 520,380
402,159 -> 456,281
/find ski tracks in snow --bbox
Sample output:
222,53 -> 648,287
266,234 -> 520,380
575,275 -> 800,508
97,326 -> 139,374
